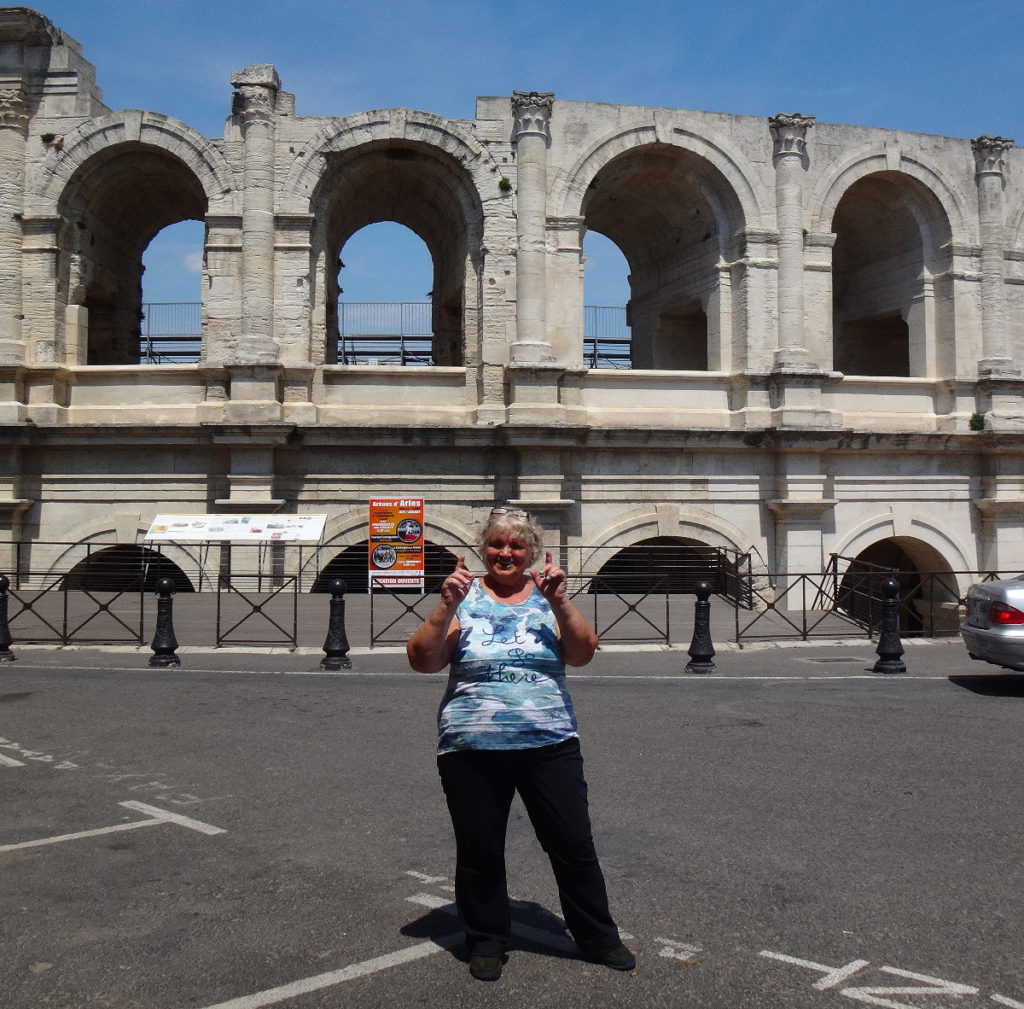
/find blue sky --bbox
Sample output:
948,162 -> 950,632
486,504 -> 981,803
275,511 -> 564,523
36,0 -> 1024,306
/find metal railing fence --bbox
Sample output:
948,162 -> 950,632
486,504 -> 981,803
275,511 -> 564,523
583,305 -> 631,368
0,540 -> 1007,649
338,301 -> 433,365
732,555 -> 1010,644
135,302 -> 632,367
140,302 -> 201,363
368,545 -> 751,647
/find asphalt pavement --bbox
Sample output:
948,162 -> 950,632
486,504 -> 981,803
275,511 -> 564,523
2,638 -> 1023,1009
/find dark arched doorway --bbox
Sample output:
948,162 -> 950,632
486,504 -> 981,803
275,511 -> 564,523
590,536 -> 729,594
837,537 -> 957,636
62,545 -> 195,592
830,171 -> 953,377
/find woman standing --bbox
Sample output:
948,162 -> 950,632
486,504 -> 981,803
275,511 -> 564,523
407,506 -> 634,982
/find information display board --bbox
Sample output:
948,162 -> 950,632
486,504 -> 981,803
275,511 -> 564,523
144,514 -> 327,543
368,498 -> 425,588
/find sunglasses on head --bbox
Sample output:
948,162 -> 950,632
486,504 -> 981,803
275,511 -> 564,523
490,507 -> 529,518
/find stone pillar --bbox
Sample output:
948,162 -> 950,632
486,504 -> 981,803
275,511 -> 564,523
766,453 -> 838,601
230,64 -> 281,366
971,135 -> 1015,376
0,80 -> 28,364
510,91 -> 554,364
974,498 -> 1024,574
769,113 -> 815,369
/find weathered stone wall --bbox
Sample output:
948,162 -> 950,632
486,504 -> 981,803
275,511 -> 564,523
0,6 -> 1021,597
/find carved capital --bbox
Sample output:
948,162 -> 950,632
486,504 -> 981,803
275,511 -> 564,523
512,91 -> 554,140
0,85 -> 28,133
770,112 -> 815,159
972,135 -> 1014,176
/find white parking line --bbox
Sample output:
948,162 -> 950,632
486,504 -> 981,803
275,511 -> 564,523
0,801 -> 225,853
118,800 -> 227,836
196,933 -> 464,1009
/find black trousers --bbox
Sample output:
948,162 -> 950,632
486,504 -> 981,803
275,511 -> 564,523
437,737 -> 622,957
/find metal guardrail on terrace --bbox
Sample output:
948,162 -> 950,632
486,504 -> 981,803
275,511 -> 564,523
139,302 -> 631,367
141,302 -> 202,363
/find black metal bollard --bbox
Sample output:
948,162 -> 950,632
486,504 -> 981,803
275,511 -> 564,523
149,577 -> 181,667
0,574 -> 15,662
321,578 -> 352,671
686,580 -> 716,674
873,575 -> 906,674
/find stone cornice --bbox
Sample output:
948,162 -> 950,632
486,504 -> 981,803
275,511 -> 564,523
0,8 -> 60,46
3,422 -> 1024,456
972,497 -> 1024,516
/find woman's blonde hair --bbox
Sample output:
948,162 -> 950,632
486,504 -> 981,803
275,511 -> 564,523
479,507 -> 544,566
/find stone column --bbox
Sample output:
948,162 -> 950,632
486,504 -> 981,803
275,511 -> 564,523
971,135 -> 1015,376
0,80 -> 28,364
769,113 -> 815,369
230,64 -> 281,366
510,91 -> 554,364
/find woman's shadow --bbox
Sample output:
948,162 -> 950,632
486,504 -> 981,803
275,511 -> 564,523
401,898 -> 582,964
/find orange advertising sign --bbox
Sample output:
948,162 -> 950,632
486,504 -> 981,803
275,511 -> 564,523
368,498 -> 425,589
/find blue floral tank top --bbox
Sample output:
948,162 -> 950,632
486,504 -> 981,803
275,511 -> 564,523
436,580 -> 579,754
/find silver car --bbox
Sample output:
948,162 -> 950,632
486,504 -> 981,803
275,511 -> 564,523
960,575 -> 1024,672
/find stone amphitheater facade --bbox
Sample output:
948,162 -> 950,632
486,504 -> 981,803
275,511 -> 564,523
0,7 -> 1022,602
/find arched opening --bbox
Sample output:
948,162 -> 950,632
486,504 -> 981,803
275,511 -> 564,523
590,536 -> 732,594
312,540 -> 461,593
837,536 -> 958,636
831,172 -> 952,377
140,219 -> 204,363
62,545 -> 195,592
336,222 -> 434,365
582,230 -> 632,368
582,145 -> 743,371
59,144 -> 207,365
313,140 -> 482,367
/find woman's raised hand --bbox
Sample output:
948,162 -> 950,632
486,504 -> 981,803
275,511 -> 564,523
441,555 -> 476,607
532,549 -> 568,600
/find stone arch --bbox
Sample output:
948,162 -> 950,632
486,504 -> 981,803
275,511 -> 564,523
61,545 -> 195,592
834,511 -> 971,579
809,150 -> 962,378
287,111 -> 489,368
35,520 -> 211,592
35,109 -> 238,210
832,512 -> 969,634
552,121 -> 763,371
281,109 -> 489,208
43,113 -> 237,365
580,506 -> 756,576
808,145 -> 971,240
553,120 -> 766,228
